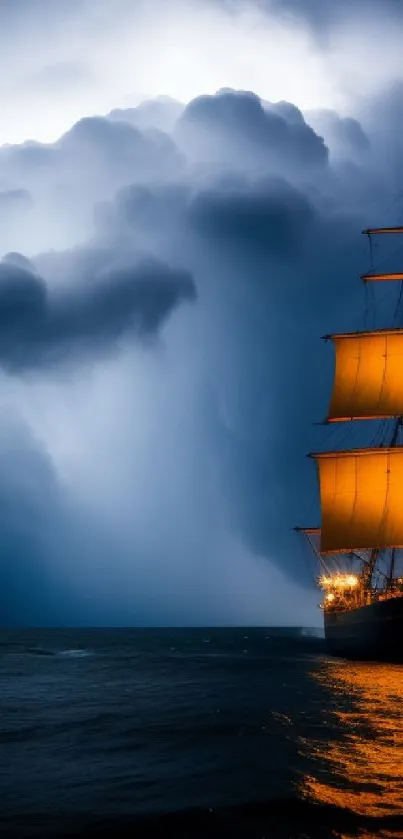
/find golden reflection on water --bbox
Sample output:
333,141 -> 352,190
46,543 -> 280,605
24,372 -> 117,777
300,658 -> 403,832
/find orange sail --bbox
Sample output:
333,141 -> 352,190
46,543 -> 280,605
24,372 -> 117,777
312,447 -> 403,553
327,329 -> 403,421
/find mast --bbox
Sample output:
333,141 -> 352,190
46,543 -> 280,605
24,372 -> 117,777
305,226 -> 403,585
388,549 -> 396,588
364,549 -> 379,591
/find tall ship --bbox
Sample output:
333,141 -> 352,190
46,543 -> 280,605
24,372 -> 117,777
297,225 -> 403,661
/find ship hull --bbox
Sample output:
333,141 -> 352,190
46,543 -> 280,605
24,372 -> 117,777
324,595 -> 403,662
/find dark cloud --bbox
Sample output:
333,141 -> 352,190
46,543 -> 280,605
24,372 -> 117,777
0,252 -> 195,371
175,89 -> 328,174
95,182 -> 189,247
188,176 -> 316,256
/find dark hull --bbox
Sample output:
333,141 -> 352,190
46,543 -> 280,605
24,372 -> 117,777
324,595 -> 403,662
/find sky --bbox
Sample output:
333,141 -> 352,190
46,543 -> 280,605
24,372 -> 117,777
2,0 -> 403,626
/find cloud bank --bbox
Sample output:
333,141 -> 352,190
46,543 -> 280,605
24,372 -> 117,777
3,0 -> 403,145
2,0 -> 403,626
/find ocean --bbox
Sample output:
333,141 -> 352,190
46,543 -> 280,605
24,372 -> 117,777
0,627 -> 401,839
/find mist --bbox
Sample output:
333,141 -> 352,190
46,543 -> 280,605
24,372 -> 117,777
1,0 -> 403,626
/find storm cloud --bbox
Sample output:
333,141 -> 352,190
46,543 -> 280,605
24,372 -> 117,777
0,252 -> 195,371
175,90 -> 328,174
1,0 -> 403,626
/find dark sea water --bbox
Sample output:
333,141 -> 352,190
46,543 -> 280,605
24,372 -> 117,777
0,627 -> 402,839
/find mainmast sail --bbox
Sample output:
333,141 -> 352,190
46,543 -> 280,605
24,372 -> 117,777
310,447 -> 403,554
324,329 -> 403,421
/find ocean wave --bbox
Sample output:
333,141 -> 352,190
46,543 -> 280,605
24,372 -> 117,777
24,647 -> 92,658
58,649 -> 92,658
299,627 -> 325,638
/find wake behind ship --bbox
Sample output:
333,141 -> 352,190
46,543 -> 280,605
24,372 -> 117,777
297,225 -> 403,662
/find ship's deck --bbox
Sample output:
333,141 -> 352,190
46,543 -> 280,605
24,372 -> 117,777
324,588 -> 403,613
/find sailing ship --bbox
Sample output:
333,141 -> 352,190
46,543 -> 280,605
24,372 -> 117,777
297,226 -> 403,662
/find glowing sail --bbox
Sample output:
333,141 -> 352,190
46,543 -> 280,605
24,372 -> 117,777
327,329 -> 403,421
312,448 -> 403,553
